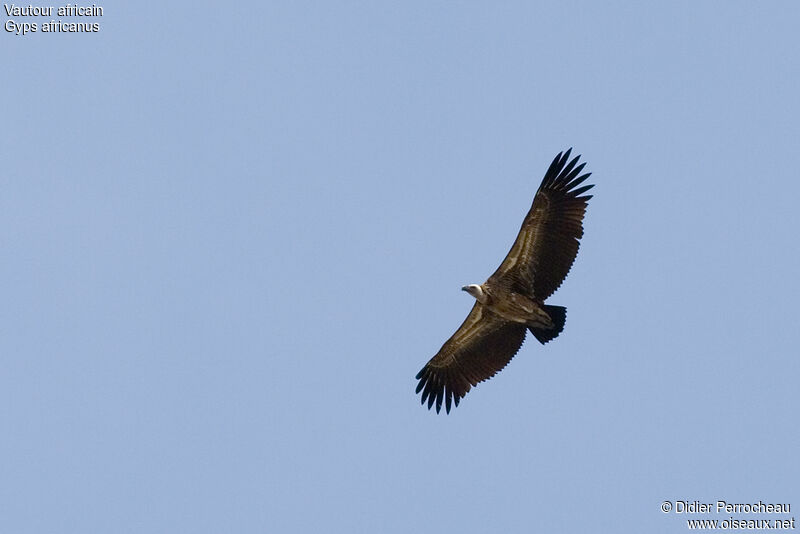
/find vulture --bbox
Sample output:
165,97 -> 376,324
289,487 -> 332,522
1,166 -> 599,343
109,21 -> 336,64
415,149 -> 594,413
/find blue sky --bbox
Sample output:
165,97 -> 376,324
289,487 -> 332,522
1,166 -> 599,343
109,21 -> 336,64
2,2 -> 798,533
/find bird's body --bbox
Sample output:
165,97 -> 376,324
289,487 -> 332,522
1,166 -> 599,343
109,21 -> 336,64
464,283 -> 553,327
415,149 -> 594,413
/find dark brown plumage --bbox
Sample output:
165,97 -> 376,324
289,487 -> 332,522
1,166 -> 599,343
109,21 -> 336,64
415,149 -> 594,413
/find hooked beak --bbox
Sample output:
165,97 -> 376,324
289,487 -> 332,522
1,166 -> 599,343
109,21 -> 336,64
461,286 -> 469,292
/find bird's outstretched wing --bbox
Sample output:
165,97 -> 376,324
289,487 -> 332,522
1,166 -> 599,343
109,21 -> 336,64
489,148 -> 593,300
415,303 -> 528,413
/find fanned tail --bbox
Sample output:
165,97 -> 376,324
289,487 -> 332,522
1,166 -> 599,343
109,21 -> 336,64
529,305 -> 566,344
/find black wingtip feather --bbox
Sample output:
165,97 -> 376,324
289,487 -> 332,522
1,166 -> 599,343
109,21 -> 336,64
543,148 -> 588,191
554,150 -> 572,180
415,368 -> 460,414
571,184 -> 594,197
560,155 -> 580,180
421,379 -> 433,404
415,371 -> 426,393
565,172 -> 590,190
564,162 -> 587,184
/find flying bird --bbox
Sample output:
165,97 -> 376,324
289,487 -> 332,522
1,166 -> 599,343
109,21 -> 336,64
415,149 -> 594,413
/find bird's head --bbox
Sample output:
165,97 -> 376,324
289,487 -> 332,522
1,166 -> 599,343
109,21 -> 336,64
461,284 -> 487,303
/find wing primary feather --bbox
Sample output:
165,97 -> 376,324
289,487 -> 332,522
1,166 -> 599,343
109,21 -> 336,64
570,184 -> 594,197
563,162 -> 587,185
431,376 -> 441,412
559,155 -> 580,181
565,172 -> 590,190
550,150 -> 565,168
543,151 -> 565,187
426,385 -> 437,409
415,370 -> 427,393
430,375 -> 443,410
542,148 -> 574,189
420,378 -> 434,405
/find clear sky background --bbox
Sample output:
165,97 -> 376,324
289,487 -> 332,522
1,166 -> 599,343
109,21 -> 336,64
2,2 -> 798,533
